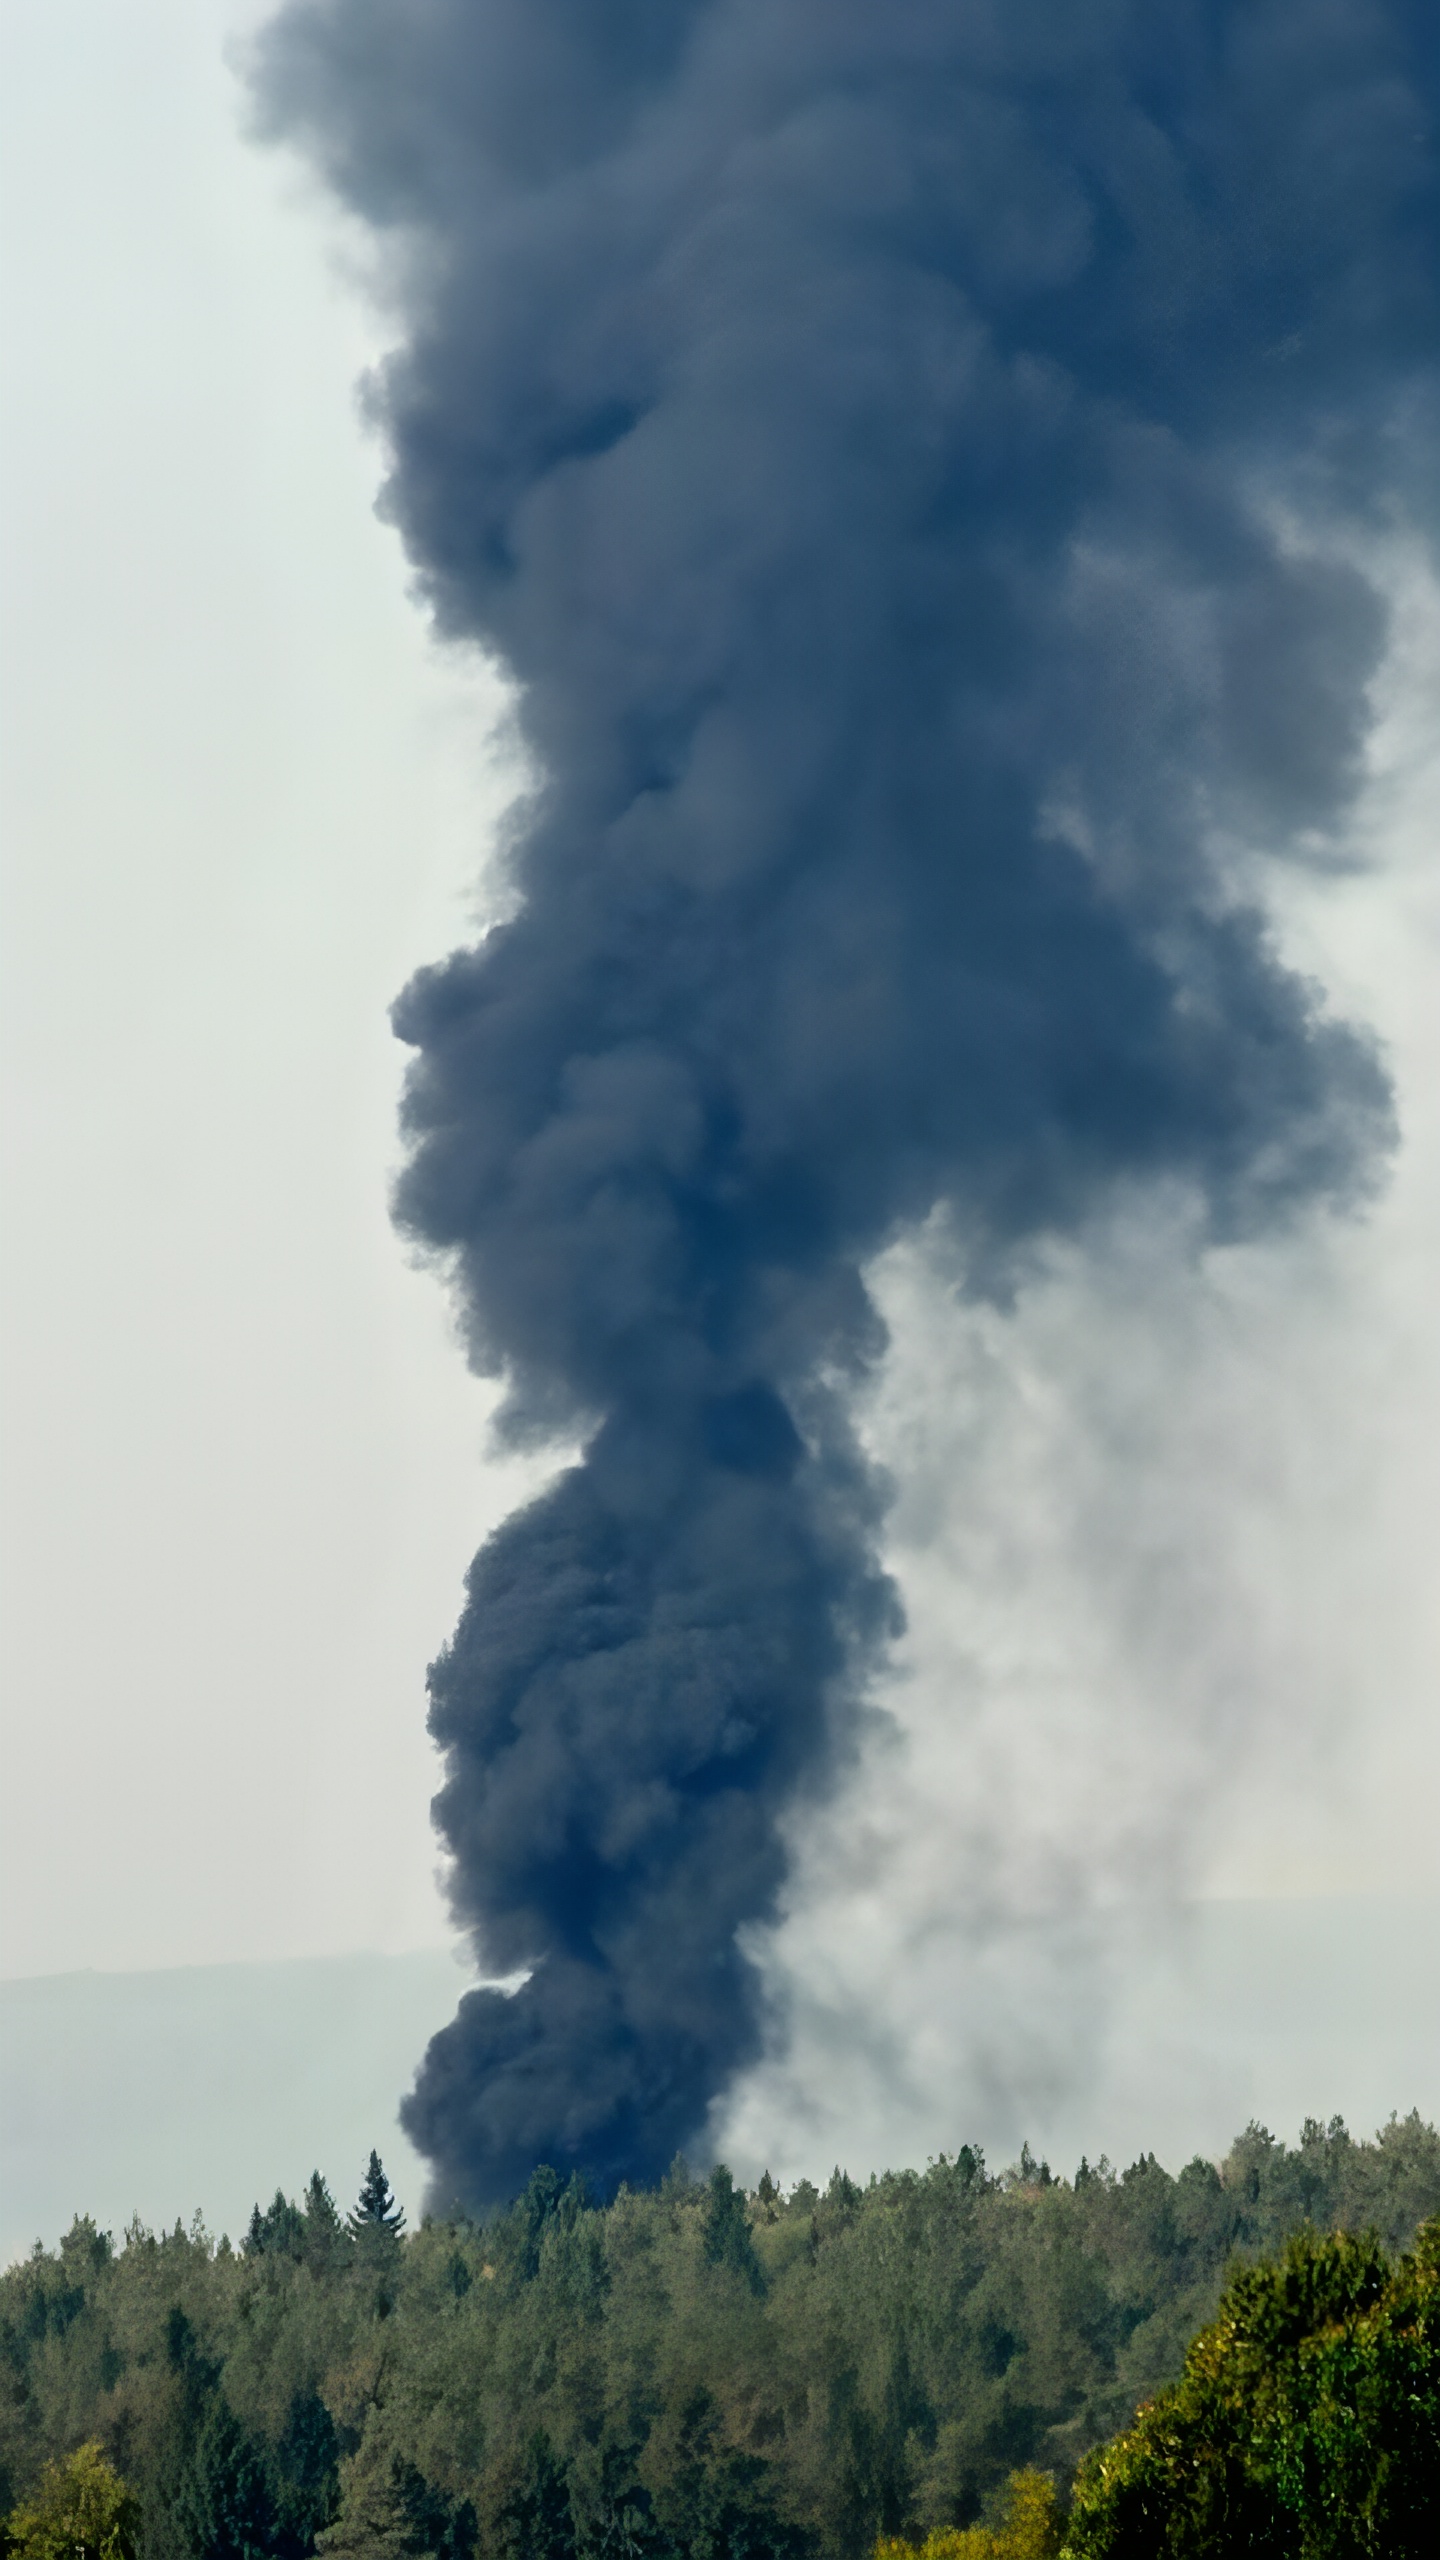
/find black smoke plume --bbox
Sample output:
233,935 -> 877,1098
252,0 -> 1436,2211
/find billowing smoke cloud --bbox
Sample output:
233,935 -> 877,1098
251,0 -> 1436,2211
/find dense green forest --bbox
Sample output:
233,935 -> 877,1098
4,2116 -> 1438,2560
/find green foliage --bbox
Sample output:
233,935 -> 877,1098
248,2200 -> 308,2265
176,2395 -> 279,2560
300,2184 -> 351,2282
2,2122 -> 1437,2560
701,2169 -> 766,2296
5,2442 -> 138,2560
348,2160 -> 405,2243
877,2468 -> 1062,2559
1064,2215 -> 1440,2557
319,2439 -> 473,2560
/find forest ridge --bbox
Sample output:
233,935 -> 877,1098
4,2113 -> 1439,2557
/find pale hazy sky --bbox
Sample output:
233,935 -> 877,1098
3,0 -> 1437,2134
1,0 -> 536,1978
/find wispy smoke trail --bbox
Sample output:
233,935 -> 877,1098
252,0 -> 1435,2210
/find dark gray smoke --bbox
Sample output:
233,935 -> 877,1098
251,0 -> 1436,2211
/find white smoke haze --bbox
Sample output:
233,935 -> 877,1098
717,550 -> 1440,2182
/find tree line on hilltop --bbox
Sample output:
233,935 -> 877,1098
2,2116 -> 1437,2560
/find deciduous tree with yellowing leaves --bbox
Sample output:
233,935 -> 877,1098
5,2443 -> 137,2560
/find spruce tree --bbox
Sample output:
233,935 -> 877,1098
304,2170 -> 340,2229
249,2190 -> 306,2259
177,2397 -> 278,2560
701,2163 -> 765,2293
301,2171 -> 348,2270
348,2151 -> 406,2238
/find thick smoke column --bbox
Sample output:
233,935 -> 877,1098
253,1 -> 1436,2210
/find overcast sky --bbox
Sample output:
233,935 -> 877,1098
3,0 -> 1437,2170
1,0 -> 539,1979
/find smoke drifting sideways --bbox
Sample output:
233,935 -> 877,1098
250,0 -> 1437,2213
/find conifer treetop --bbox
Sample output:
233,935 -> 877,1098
348,2150 -> 405,2237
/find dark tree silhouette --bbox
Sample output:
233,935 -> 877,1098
348,2152 -> 405,2238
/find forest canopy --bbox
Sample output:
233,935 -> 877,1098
3,2116 -> 1438,2560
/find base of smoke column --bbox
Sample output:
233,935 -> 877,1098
400,1953 -> 758,2215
